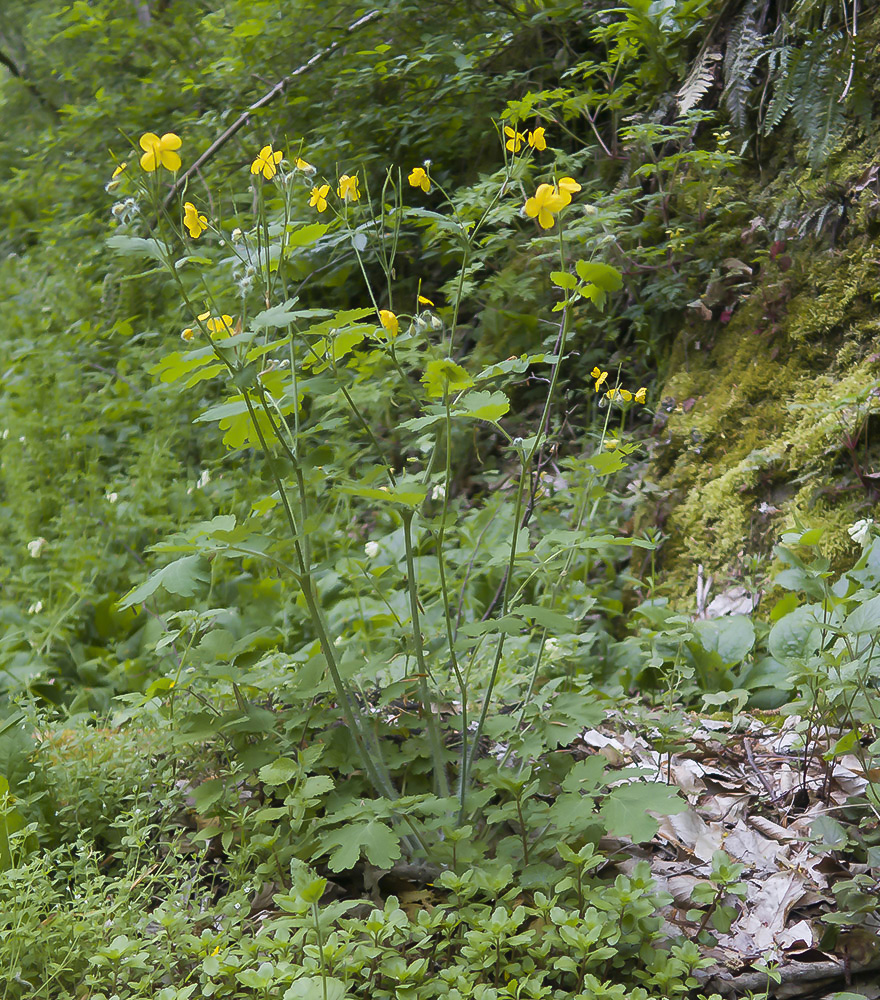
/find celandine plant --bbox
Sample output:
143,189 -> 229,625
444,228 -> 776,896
108,119 -> 655,866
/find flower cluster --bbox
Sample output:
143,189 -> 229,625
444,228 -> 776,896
504,125 -> 547,152
524,176 -> 581,229
181,312 -> 236,342
591,367 -> 646,404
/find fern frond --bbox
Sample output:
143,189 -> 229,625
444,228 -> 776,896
760,44 -> 795,135
722,0 -> 764,130
791,32 -> 847,166
677,48 -> 721,115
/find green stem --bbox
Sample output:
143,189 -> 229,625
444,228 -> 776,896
401,510 -> 450,800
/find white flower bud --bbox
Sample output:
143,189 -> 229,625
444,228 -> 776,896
27,537 -> 48,558
364,541 -> 380,558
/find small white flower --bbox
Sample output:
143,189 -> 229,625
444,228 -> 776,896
105,491 -> 118,503
0,429 -> 7,440
430,315 -> 443,331
27,600 -> 43,615
364,541 -> 380,559
27,537 -> 48,558
18,436 -> 25,444
231,228 -> 243,242
544,638 -> 563,660
197,469 -> 211,489
848,518 -> 874,546
431,484 -> 446,501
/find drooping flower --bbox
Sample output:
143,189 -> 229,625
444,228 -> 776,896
504,126 -> 526,153
379,310 -> 399,338
634,387 -> 647,404
524,183 -> 566,229
528,127 -> 547,151
138,132 -> 182,172
591,366 -> 608,391
183,202 -> 208,238
408,166 -> 431,193
337,173 -> 360,202
309,184 -> 330,212
251,144 -> 283,180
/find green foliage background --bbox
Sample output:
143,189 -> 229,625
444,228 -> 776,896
2,0 -> 880,994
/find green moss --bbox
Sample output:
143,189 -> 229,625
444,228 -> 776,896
647,132 -> 880,598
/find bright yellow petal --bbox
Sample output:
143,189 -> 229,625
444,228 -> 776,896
159,133 -> 181,151
139,132 -> 159,151
537,207 -> 555,229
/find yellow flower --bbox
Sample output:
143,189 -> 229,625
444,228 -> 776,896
138,132 -> 181,172
418,294 -> 434,306
408,166 -> 431,193
337,173 -> 360,202
251,144 -> 283,180
112,161 -> 128,178
528,127 -> 547,151
295,157 -> 314,174
379,310 -> 399,337
620,388 -> 632,401
183,202 -> 208,238
200,313 -> 235,339
591,367 -> 608,391
504,126 -> 526,153
524,183 -> 566,229
309,184 -> 330,212
555,176 -> 582,207
181,327 -> 195,342
634,387 -> 647,404
605,387 -> 618,400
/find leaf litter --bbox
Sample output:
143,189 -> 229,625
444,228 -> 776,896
571,707 -> 880,997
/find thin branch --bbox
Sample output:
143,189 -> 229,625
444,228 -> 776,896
162,9 -> 382,210
0,44 -> 59,116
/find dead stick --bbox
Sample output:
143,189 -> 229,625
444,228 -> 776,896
161,8 -> 382,210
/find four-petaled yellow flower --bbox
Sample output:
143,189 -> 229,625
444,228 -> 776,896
139,132 -> 181,172
379,310 -> 399,338
251,144 -> 283,180
591,367 -> 608,392
524,183 -> 566,229
528,127 -> 547,151
183,202 -> 208,239
634,387 -> 647,404
555,176 -> 582,206
207,314 -> 235,338
309,184 -> 330,212
337,174 -> 360,202
408,167 -> 431,193
504,126 -> 526,153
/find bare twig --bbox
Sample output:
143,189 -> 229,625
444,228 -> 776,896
161,9 -> 382,210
